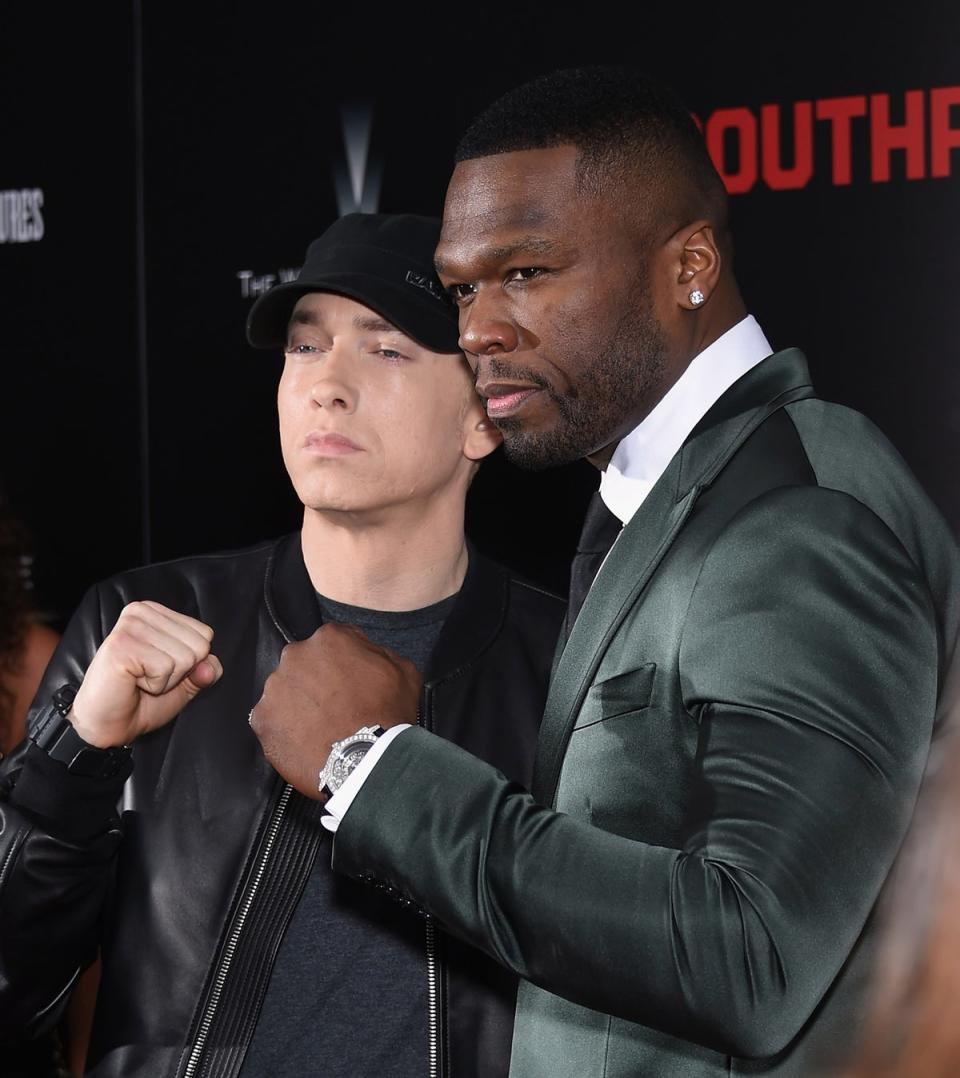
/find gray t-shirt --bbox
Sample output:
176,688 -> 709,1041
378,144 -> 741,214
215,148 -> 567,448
240,590 -> 457,1078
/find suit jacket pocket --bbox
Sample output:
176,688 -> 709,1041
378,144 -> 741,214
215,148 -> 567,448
574,663 -> 656,730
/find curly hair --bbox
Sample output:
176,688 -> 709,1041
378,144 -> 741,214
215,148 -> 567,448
0,503 -> 32,744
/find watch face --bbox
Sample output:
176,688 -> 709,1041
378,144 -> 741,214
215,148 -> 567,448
323,735 -> 379,793
329,745 -> 369,787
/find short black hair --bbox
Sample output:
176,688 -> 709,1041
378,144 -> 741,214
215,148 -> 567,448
456,66 -> 728,242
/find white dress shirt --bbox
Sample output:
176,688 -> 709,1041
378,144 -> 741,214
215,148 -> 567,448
599,314 -> 772,524
322,315 -> 774,831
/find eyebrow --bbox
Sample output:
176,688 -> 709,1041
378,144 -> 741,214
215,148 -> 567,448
288,308 -> 318,327
352,313 -> 401,334
435,236 -> 566,275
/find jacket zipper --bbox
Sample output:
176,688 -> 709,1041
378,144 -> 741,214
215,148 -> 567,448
185,690 -> 440,1076
419,694 -> 442,1078
181,783 -> 293,1078
426,914 -> 439,1078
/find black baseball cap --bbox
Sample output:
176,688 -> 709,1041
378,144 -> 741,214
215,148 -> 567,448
246,213 -> 461,354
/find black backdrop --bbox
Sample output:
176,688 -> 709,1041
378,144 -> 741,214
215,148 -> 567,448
3,3 -> 959,624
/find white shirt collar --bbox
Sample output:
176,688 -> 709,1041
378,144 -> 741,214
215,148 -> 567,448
599,315 -> 773,525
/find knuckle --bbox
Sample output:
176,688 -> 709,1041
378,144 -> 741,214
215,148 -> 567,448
189,638 -> 210,664
148,651 -> 176,679
115,604 -> 144,632
185,612 -> 214,641
105,623 -> 133,650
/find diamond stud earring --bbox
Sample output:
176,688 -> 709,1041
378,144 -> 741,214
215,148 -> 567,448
690,289 -> 705,306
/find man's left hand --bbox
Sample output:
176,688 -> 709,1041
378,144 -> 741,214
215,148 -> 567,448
249,622 -> 421,800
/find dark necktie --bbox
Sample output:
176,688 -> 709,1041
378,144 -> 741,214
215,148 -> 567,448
564,491 -> 622,638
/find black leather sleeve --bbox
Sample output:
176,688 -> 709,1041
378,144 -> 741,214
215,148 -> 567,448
0,583 -> 127,1040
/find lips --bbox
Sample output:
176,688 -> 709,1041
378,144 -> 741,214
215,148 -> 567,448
478,381 -> 543,420
304,431 -> 363,455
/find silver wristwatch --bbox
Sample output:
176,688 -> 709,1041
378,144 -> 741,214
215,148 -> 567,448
318,725 -> 385,797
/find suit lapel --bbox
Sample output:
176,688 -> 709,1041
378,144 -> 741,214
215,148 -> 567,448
532,459 -> 697,802
531,348 -> 816,805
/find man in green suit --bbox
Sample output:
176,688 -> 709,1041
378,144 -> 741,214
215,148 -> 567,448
250,68 -> 960,1076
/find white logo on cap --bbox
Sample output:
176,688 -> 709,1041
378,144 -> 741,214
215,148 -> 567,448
405,271 -> 447,303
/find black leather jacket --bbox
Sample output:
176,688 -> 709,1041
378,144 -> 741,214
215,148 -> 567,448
0,533 -> 564,1078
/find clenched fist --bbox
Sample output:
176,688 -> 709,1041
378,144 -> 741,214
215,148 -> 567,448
249,622 -> 420,800
69,601 -> 222,748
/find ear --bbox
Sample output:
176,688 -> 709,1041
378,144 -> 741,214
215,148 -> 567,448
671,221 -> 722,311
462,396 -> 503,462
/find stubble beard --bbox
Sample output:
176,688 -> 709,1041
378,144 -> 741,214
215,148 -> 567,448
496,294 -> 668,471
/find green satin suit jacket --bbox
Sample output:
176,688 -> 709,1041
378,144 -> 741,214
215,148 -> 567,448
332,349 -> 960,1077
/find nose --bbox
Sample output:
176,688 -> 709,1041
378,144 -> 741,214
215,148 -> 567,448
310,343 -> 357,412
458,290 -> 520,357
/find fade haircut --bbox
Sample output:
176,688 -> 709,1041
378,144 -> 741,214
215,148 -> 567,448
455,66 -> 729,248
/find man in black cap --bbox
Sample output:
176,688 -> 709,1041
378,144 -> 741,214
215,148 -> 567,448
0,213 -> 565,1077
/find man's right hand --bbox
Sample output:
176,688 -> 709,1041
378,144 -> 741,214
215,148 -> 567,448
68,601 -> 222,749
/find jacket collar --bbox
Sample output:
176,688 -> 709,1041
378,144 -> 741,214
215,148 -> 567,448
264,531 -> 510,685
264,532 -> 322,644
532,348 -> 816,803
678,346 -> 814,497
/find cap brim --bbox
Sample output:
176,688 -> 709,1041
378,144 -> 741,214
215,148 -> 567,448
246,272 -> 461,354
